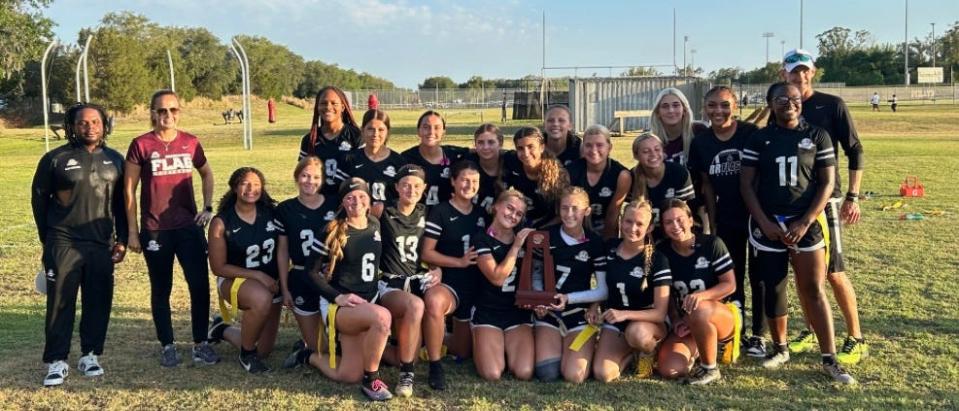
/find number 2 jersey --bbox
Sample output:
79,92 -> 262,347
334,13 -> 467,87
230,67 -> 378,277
312,219 -> 383,302
217,204 -> 280,279
471,230 -> 524,311
741,121 -> 836,216
273,197 -> 338,269
602,239 -> 671,311
655,235 -> 732,304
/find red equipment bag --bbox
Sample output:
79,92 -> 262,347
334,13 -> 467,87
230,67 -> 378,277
900,176 -> 925,197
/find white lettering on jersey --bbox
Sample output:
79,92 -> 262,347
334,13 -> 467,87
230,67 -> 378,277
150,153 -> 194,176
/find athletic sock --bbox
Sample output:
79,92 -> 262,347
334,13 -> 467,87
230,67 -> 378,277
400,361 -> 415,373
822,354 -> 837,365
775,343 -> 788,353
429,360 -> 442,372
298,348 -> 314,365
363,370 -> 380,388
700,363 -> 716,370
240,347 -> 256,358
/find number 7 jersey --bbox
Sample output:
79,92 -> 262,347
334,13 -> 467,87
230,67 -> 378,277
218,204 -> 280,279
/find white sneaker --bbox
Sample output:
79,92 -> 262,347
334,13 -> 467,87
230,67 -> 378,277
43,360 -> 69,386
77,353 -> 104,377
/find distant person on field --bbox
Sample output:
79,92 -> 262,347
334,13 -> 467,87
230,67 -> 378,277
780,48 -> 868,366
501,96 -> 507,123
890,94 -> 898,112
32,103 -> 128,386
870,93 -> 880,111
124,89 -> 219,368
368,93 -> 379,110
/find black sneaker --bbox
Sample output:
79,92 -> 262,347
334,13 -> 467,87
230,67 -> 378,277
746,336 -> 767,358
160,344 -> 181,368
192,342 -> 220,365
428,363 -> 446,390
239,351 -> 270,374
207,316 -> 228,344
684,364 -> 721,385
283,346 -> 313,369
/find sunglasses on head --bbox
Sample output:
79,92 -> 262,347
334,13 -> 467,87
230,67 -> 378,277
153,107 -> 180,116
784,53 -> 813,64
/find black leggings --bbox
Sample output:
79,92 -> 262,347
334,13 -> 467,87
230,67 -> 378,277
717,225 -> 767,336
141,226 -> 210,345
753,249 -> 790,319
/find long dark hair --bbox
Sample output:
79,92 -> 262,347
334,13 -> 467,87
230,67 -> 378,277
307,86 -> 359,155
217,167 -> 277,215
513,126 -> 568,202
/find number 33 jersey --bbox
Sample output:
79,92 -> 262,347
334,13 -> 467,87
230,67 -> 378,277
218,204 -> 280,279
315,219 -> 383,302
602,239 -> 671,311
656,235 -> 733,303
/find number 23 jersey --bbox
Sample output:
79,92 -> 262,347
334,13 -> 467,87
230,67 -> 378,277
656,235 -> 732,303
218,204 -> 280,279
602,239 -> 671,311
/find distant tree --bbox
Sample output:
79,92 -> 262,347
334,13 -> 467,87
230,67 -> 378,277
816,26 -> 872,57
621,66 -> 661,77
233,35 -> 305,99
460,75 -> 495,89
0,0 -> 54,97
420,76 -> 456,89
708,67 -> 744,85
85,12 -> 158,112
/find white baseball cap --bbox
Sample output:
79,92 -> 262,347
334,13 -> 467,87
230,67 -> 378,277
783,49 -> 816,72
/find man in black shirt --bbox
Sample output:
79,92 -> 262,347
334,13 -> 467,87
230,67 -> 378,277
32,103 -> 128,386
781,49 -> 868,365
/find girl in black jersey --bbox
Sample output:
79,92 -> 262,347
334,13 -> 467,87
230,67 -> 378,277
298,86 -> 363,198
274,156 -> 337,364
688,86 -> 766,357
740,83 -> 853,384
467,124 -> 510,211
298,178 -> 394,401
566,125 -> 632,239
472,190 -> 535,381
629,133 -> 695,233
655,200 -> 738,385
207,167 -> 281,374
589,201 -> 671,383
420,160 -> 486,390
531,187 -> 608,383
401,111 -> 469,207
376,165 -> 436,398
543,105 -> 582,166
334,109 -> 408,218
504,127 -> 569,228
650,88 -> 695,165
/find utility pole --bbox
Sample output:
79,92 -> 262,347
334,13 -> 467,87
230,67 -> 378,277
690,49 -> 697,77
781,40 -> 786,59
931,22 -> 936,67
762,32 -> 775,64
905,0 -> 910,85
673,8 -> 677,75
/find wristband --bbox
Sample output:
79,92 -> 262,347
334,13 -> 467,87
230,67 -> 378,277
845,192 -> 859,203
204,205 -> 213,213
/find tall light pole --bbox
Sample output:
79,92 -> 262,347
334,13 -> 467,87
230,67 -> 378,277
690,49 -> 697,77
762,32 -> 775,64
166,49 -> 176,92
683,35 -> 688,77
930,22 -> 936,67
905,0 -> 910,85
673,8 -> 677,75
781,40 -> 786,58
799,0 -> 804,48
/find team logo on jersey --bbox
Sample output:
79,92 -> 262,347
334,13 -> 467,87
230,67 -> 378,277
46,269 -> 56,280
64,158 -> 81,171
476,217 -> 485,227
629,266 -> 645,278
575,251 -> 589,262
441,167 -> 450,178
150,151 -> 160,159
295,296 -> 304,306
417,217 -> 426,227
709,149 -> 741,176
324,211 -> 335,221
753,227 -> 762,238
373,230 -> 381,242
150,153 -> 194,176
798,138 -> 815,150
666,188 -> 675,198
695,257 -> 709,269
146,240 -> 161,252
599,187 -> 613,197
384,166 -> 396,177
339,141 -> 352,151
266,221 -> 278,232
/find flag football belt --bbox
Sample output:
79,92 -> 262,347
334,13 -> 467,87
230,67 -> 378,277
218,278 -> 246,324
382,272 -> 431,294
569,324 -> 600,352
325,303 -> 339,369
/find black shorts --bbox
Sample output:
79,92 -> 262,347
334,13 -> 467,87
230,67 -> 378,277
440,277 -> 477,321
824,198 -> 846,274
379,274 -> 427,298
534,307 -> 588,336
748,211 -> 828,254
471,307 -> 532,331
288,268 -> 320,316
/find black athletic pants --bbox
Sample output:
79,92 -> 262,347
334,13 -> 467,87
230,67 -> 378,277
141,225 -> 210,345
717,224 -> 767,337
43,242 -> 114,363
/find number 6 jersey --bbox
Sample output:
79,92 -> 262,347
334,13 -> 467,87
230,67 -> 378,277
313,219 -> 383,302
218,204 -> 280,279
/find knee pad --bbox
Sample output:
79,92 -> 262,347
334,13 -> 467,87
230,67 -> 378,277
535,358 -> 561,382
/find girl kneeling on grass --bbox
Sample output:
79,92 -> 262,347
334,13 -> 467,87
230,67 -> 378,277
292,178 -> 394,401
656,199 -> 740,385
471,189 -> 535,381
531,187 -> 608,383
207,167 -> 282,374
589,200 -> 671,382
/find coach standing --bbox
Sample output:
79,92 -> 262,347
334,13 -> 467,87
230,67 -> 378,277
32,103 -> 128,386
780,49 -> 868,365
124,90 -> 219,368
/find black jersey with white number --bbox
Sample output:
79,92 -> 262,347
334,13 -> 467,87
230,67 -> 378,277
402,145 -> 469,207
466,151 -> 510,212
334,148 -> 408,203
502,152 -> 559,228
379,204 -> 427,278
602,239 -> 671,311
801,91 -> 864,198
656,235 -> 732,303
741,121 -> 836,216
546,225 -> 607,309
688,121 -> 758,230
218,204 -> 280,279
566,158 -> 628,233
472,231 -> 524,310
274,197 -> 338,267
314,219 -> 383,301
555,133 -> 582,167
424,201 -> 486,291
298,125 -> 364,198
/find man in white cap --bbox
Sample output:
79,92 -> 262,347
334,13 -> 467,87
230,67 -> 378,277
780,49 -> 868,366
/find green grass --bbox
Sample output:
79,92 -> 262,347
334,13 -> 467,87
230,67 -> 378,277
1,100 -> 958,410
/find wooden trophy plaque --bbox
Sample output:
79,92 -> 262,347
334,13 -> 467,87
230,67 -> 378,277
515,231 -> 557,307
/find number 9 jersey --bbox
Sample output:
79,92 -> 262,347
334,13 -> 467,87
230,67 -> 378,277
218,204 -> 280,279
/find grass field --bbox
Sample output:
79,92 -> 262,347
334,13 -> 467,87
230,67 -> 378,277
1,99 -> 957,410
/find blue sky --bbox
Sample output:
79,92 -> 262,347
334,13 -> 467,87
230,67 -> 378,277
45,0 -> 958,88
